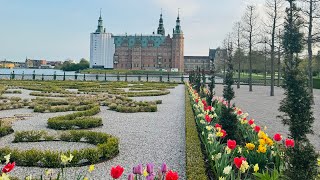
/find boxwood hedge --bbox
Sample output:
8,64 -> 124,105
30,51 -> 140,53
0,130 -> 119,167
47,105 -> 103,130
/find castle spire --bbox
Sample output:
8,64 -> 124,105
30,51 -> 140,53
96,9 -> 104,33
157,10 -> 165,36
174,9 -> 182,34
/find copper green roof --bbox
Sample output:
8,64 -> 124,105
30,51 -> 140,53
113,35 -> 166,48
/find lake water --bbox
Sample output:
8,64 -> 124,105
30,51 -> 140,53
0,68 -> 224,83
0,68 -> 76,75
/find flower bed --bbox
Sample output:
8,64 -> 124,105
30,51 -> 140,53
0,130 -> 119,168
186,83 -> 293,179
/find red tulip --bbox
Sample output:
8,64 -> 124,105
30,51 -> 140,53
234,157 -> 246,169
195,99 -> 199,103
248,119 -> 254,125
237,110 -> 242,115
205,115 -> 212,123
165,170 -> 179,180
254,126 -> 261,133
215,123 -> 222,129
202,99 -> 207,106
273,133 -> 282,142
285,139 -> 295,148
221,129 -> 227,138
110,165 -> 124,179
2,162 -> 15,173
227,139 -> 237,150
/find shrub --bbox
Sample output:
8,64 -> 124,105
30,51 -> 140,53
185,87 -> 208,180
0,130 -> 119,168
0,126 -> 14,137
109,103 -> 117,110
47,106 -> 102,130
13,130 -> 48,142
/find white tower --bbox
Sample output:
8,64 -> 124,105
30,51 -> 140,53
90,11 -> 115,69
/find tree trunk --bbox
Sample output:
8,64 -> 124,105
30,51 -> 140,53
277,29 -> 281,87
307,0 -> 314,98
264,41 -> 267,86
270,0 -> 277,96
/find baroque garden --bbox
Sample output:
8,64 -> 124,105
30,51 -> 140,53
1,0 -> 320,180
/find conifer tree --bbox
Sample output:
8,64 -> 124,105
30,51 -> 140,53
221,42 -> 241,142
279,1 -> 317,179
207,63 -> 216,105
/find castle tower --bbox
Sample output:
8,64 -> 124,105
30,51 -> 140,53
172,11 -> 184,72
90,11 -> 115,69
157,12 -> 165,36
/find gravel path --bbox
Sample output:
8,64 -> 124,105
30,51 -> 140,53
215,85 -> 320,150
2,85 -> 186,180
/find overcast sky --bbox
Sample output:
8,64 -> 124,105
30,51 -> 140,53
1,0 -> 267,62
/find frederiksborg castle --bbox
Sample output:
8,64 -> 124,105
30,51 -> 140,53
90,12 -> 184,72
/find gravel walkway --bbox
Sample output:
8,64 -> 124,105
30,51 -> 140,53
2,85 -> 186,180
215,85 -> 320,150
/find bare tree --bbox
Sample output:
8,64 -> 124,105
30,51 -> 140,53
233,22 -> 244,89
242,5 -> 259,92
265,0 -> 284,96
302,0 -> 320,98
277,29 -> 284,87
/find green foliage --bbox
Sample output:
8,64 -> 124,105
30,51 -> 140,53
14,130 -> 48,142
47,105 -> 103,130
220,105 -> 242,143
314,78 -> 320,89
280,1 -> 318,179
0,130 -> 119,168
0,125 -> 14,137
284,140 -> 318,179
61,58 -> 89,71
185,86 -> 208,180
279,69 -> 314,140
207,68 -> 215,106
253,168 -> 281,180
223,45 -> 235,106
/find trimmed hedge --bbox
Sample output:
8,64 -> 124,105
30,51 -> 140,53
0,126 -> 14,137
47,105 -> 102,130
30,91 -> 76,97
1,130 -> 119,167
314,78 -> 320,89
185,86 -> 208,180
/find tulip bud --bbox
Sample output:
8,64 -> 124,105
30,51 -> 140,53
128,173 -> 134,180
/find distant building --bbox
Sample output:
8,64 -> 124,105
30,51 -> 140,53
25,58 -> 47,68
0,61 -> 15,69
47,61 -> 62,67
13,62 -> 25,68
90,13 -> 115,69
184,56 -> 211,72
90,11 -> 184,72
212,48 -> 228,73
184,49 -> 219,72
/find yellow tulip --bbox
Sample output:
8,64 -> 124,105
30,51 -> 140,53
88,165 -> 95,173
4,153 -> 11,164
254,164 -> 259,172
257,145 -> 267,153
246,143 -> 255,150
143,169 -> 148,177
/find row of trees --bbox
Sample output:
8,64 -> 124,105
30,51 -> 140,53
58,58 -> 90,72
219,0 -> 320,97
